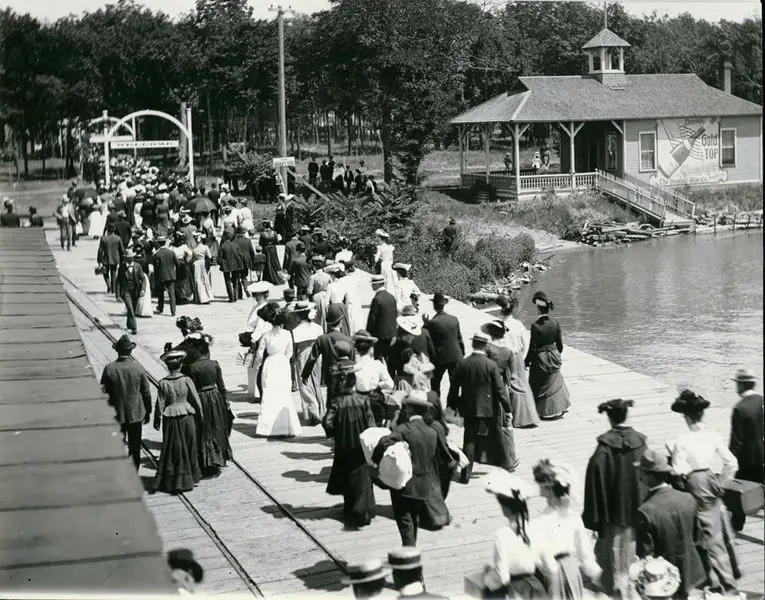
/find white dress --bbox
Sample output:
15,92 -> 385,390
88,203 -> 107,238
246,302 -> 271,399
503,315 -> 530,357
136,265 -> 153,318
375,243 -> 396,294
254,327 -> 302,437
395,277 -> 421,311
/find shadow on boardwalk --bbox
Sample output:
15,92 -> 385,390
292,558 -> 346,592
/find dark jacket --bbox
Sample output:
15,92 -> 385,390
283,238 -> 301,272
290,255 -> 313,289
302,329 -> 355,389
234,235 -> 256,271
218,238 -> 244,273
0,212 -> 21,227
114,218 -> 132,247
366,289 -> 398,340
525,314 -> 563,365
423,311 -> 464,365
373,418 -> 450,501
100,357 -> 152,425
152,246 -> 178,282
446,351 -> 510,418
116,262 -> 145,299
98,233 -> 125,266
636,485 -> 706,593
582,426 -> 647,532
187,358 -> 227,397
729,392 -> 764,483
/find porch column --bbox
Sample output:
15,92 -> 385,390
458,125 -> 464,182
483,123 -> 492,184
513,123 -> 521,197
569,121 -> 575,188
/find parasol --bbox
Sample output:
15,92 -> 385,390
74,188 -> 98,200
185,196 -> 216,215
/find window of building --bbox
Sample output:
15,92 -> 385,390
720,128 -> 736,167
639,131 -> 656,171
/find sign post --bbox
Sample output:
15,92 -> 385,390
186,105 -> 194,187
273,157 -> 295,194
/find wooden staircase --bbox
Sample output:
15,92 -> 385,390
594,169 -> 696,226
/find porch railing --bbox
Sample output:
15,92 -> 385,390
595,169 -> 667,221
461,170 -> 596,194
619,171 -> 695,220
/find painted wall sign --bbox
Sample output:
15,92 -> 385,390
650,117 -> 728,187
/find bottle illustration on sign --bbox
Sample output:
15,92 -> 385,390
658,126 -> 706,179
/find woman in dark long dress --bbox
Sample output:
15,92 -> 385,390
323,350 -> 377,528
187,340 -> 233,476
259,220 -> 284,285
153,350 -> 203,494
525,291 -> 571,419
172,231 -> 194,304
483,473 -> 547,599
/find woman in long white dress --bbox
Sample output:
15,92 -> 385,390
191,232 -> 213,305
374,229 -> 396,294
88,200 -> 107,239
342,261 -> 365,335
253,302 -> 302,437
326,263 -> 352,336
245,283 -> 273,400
392,263 -> 421,312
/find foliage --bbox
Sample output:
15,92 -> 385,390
224,148 -> 274,189
681,183 -> 763,213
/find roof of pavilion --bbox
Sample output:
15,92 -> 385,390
450,74 -> 763,125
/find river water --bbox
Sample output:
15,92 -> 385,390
514,230 -> 763,408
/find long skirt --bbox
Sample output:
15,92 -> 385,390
594,524 -> 635,598
684,470 -> 741,591
485,572 -> 547,600
193,259 -> 213,304
295,340 -> 324,424
262,246 -> 284,285
529,346 -> 571,419
508,352 -> 539,427
136,273 -> 153,317
380,260 -> 396,295
88,210 -> 106,238
154,414 -> 202,494
133,203 -> 143,229
256,355 -> 302,437
197,388 -> 233,471
327,450 -> 376,527
313,291 -> 329,332
176,263 -> 194,304
547,554 -> 584,600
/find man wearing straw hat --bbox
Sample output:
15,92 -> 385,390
342,559 -> 393,599
100,334 -> 152,470
387,547 -> 447,599
116,249 -> 145,335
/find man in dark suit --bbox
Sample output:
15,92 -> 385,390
282,231 -> 301,275
308,155 -> 319,186
423,292 -> 464,397
97,224 -> 125,295
636,448 -> 706,597
311,229 -> 331,259
116,250 -> 145,335
373,391 -> 453,547
218,230 -> 244,303
234,227 -> 256,299
100,334 -> 152,470
448,333 -> 515,482
152,236 -> 179,316
302,305 -> 354,407
366,275 -> 398,372
114,210 -> 132,248
298,225 -> 314,256
289,242 -> 312,299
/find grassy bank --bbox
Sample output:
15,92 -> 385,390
681,183 -> 763,213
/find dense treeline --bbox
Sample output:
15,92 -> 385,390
0,0 -> 761,181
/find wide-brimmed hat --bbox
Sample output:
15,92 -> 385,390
168,548 -> 204,583
161,350 -> 187,364
670,389 -> 710,415
310,255 -> 326,265
486,471 -> 534,502
432,292 -> 449,306
155,235 -> 167,243
629,557 -> 681,599
113,334 -> 136,353
181,215 -> 192,225
392,262 -> 411,273
374,228 -> 389,238
300,225 -> 311,232
324,262 -> 344,274
370,274 -> 385,286
732,368 -> 757,383
397,315 -> 422,336
326,304 -> 345,326
403,390 -> 431,408
352,330 -> 378,344
387,547 -> 422,571
158,183 -> 168,192
481,319 -> 507,337
247,281 -> 273,295
634,448 -> 672,473
598,398 -> 634,415
341,559 -> 390,585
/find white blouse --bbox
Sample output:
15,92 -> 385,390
354,355 -> 394,393
375,243 -> 395,264
532,505 -> 602,581
484,526 -> 541,590
503,315 -> 530,357
327,278 -> 349,304
395,277 -> 422,310
292,321 -> 322,345
670,422 -> 738,480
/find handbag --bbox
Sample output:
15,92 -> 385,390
94,264 -> 104,276
377,441 -> 412,490
359,427 -> 391,465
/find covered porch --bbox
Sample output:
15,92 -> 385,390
456,119 -> 626,199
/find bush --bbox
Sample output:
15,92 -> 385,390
414,258 -> 480,302
681,183 -> 763,213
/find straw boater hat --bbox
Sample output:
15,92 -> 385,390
387,547 -> 422,571
472,332 -> 490,345
352,330 -> 378,344
670,389 -> 710,415
247,281 -> 273,295
628,557 -> 681,599
370,274 -> 385,287
732,368 -> 757,383
161,350 -> 187,365
311,255 -> 326,265
341,559 -> 389,586
392,262 -> 411,274
113,334 -> 136,353
289,301 -> 315,315
375,228 -> 389,238
300,225 -> 311,232
481,319 -> 507,338
124,249 -> 136,259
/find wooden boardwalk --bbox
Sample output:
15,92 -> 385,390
47,229 -> 764,598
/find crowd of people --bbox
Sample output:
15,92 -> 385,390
47,160 -> 762,600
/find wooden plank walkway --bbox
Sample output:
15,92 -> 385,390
48,229 -> 764,598
0,229 -> 174,595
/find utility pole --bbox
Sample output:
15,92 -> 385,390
603,1 -> 608,29
269,4 -> 289,194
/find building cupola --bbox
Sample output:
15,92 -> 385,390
582,28 -> 630,89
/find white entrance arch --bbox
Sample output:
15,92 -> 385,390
103,108 -> 194,188
88,116 -> 136,137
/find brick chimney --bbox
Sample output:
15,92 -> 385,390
720,60 -> 732,94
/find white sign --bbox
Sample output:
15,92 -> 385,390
111,140 -> 180,150
90,134 -> 133,144
650,117 -> 728,187
272,156 -> 296,168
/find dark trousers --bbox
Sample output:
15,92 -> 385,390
462,417 -> 517,481
123,292 -> 139,332
102,264 -> 118,293
120,421 -> 142,470
237,269 -> 250,298
223,271 -> 240,302
390,491 -> 423,547
156,280 -> 176,315
373,338 -> 394,375
431,361 -> 458,396
60,221 -> 74,250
